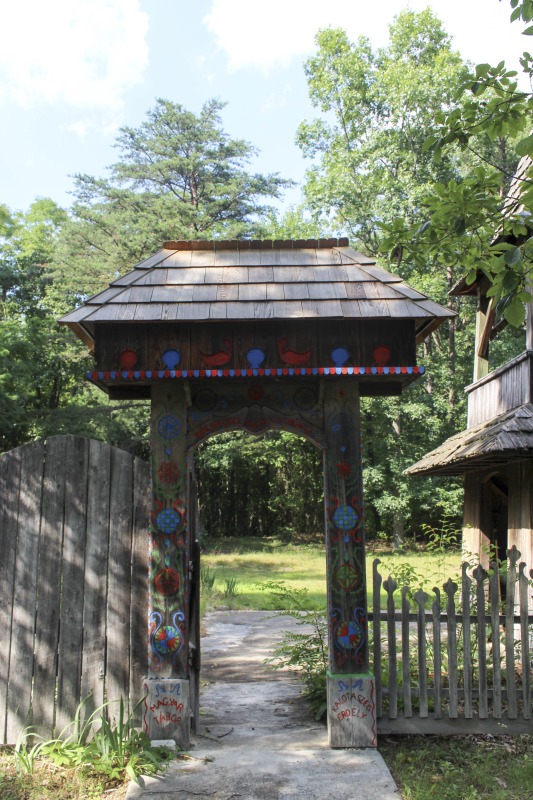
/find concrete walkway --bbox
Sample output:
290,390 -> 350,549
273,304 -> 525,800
127,610 -> 400,800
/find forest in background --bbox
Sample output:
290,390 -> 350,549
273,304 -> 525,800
1,1 -> 532,542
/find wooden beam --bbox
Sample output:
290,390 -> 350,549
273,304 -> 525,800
473,292 -> 491,383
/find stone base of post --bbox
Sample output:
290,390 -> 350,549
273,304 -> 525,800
326,673 -> 376,748
143,678 -> 190,749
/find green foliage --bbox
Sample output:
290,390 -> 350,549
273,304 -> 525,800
380,0 -> 533,324
1,96 -> 292,456
13,728 -> 48,775
263,581 -> 329,720
200,566 -> 217,591
22,697 -> 174,784
223,576 -> 239,598
296,9 -> 481,540
53,98 -> 292,298
297,10 -> 467,248
195,431 -> 323,539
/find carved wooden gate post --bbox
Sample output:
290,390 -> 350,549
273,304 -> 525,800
143,383 -> 191,747
60,238 -> 452,750
323,382 -> 374,746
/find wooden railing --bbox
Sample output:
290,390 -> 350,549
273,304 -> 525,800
371,546 -> 533,734
466,350 -> 533,428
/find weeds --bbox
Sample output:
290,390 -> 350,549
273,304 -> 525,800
263,581 -> 329,721
13,728 -> 47,775
223,577 -> 239,597
12,697 -> 174,786
200,566 -> 216,591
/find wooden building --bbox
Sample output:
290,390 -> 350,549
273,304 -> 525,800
407,159 -> 533,608
61,238 -> 453,747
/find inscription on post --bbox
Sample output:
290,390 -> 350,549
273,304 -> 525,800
327,673 -> 376,748
143,678 -> 190,749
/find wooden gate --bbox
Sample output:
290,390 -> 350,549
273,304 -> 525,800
0,436 -> 150,744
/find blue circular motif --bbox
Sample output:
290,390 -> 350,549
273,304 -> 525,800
156,508 -> 182,534
157,414 -> 181,440
336,620 -> 363,651
153,625 -> 182,656
333,505 -> 358,531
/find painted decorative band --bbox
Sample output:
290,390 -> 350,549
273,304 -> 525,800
87,366 -> 425,380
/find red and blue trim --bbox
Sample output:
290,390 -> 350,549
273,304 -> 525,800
86,365 -> 425,380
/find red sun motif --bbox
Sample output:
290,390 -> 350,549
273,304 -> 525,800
154,567 -> 180,597
157,462 -> 180,487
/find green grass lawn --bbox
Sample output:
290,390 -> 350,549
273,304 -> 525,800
379,734 -> 533,800
200,535 -> 461,612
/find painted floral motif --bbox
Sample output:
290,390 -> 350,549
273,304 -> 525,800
150,610 -> 185,668
331,607 -> 367,668
154,567 -> 180,597
154,625 -> 181,655
334,562 -> 361,592
157,462 -> 180,487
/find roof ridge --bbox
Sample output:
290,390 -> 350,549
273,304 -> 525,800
161,238 -> 349,251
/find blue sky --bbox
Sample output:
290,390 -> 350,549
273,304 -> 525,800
0,0 -> 528,215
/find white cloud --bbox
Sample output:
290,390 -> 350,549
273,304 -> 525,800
203,0 -> 526,74
66,121 -> 89,140
203,0 -> 351,74
261,84 -> 293,112
0,0 -> 149,109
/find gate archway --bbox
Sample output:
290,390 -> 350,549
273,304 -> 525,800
61,238 -> 453,747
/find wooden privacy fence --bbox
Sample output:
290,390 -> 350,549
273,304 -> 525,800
0,436 -> 150,745
371,547 -> 533,734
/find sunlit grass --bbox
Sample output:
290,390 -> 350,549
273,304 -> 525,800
200,537 -> 462,612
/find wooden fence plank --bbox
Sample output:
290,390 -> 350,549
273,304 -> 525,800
0,446 -> 22,744
519,562 -> 531,719
130,457 -> 150,725
6,441 -> 44,743
444,578 -> 459,719
32,438 -> 67,736
432,588 -> 442,719
489,564 -> 502,719
56,437 -> 89,733
372,560 -> 382,718
401,587 -> 412,718
462,563 -> 473,719
415,590 -> 429,718
106,447 -> 134,717
80,440 -> 111,720
384,577 -> 398,719
474,565 -> 488,719
505,547 -> 519,719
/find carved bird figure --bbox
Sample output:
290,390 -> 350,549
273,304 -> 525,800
200,338 -> 232,367
277,337 -> 311,366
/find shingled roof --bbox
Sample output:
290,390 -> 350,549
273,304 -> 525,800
405,404 -> 533,476
60,238 -> 453,347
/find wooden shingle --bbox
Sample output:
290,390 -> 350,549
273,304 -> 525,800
60,238 -> 454,345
